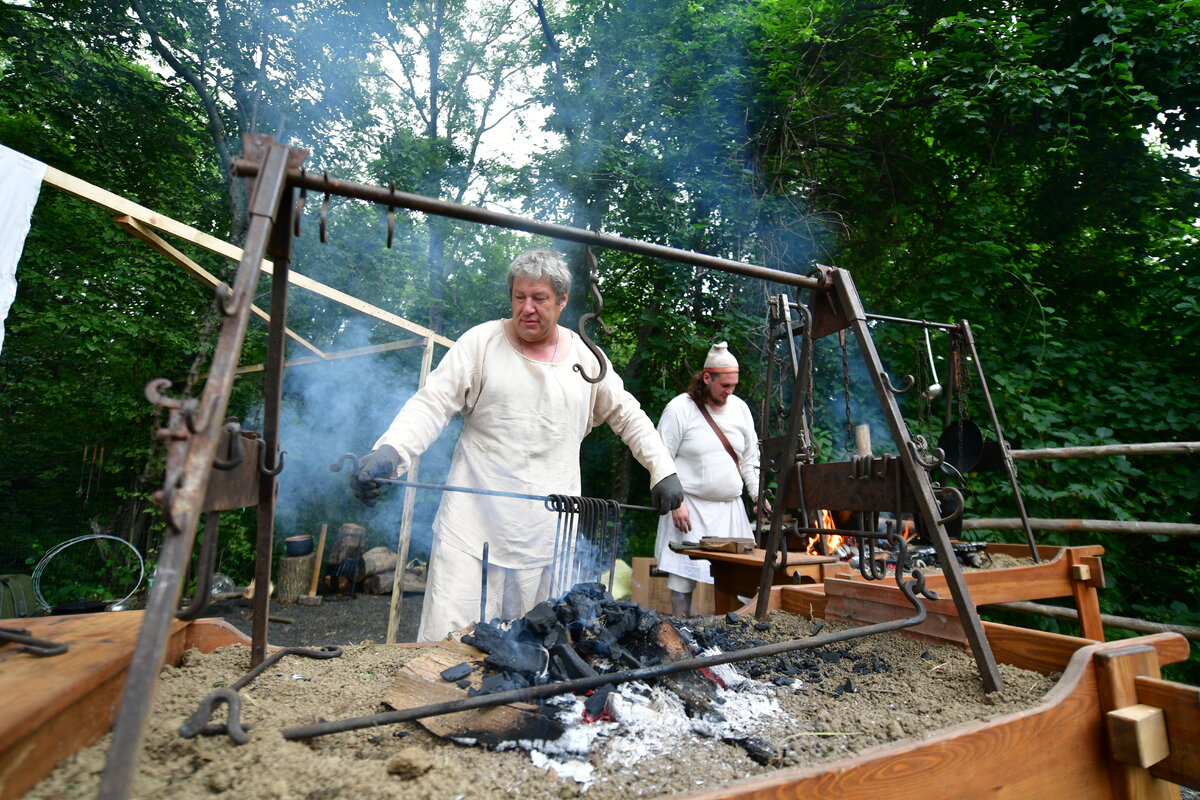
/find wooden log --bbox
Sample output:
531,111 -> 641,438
1011,441 -> 1200,460
983,601 -> 1200,642
361,546 -> 398,578
326,523 -> 366,565
963,517 -> 1200,537
364,568 -> 426,595
277,554 -> 315,604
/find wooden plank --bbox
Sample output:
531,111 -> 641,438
1095,645 -> 1180,800
382,640 -> 563,744
116,216 -> 324,358
0,613 -> 245,800
43,165 -> 455,349
1070,548 -> 1105,641
984,621 -> 1095,674
682,637 -> 1123,800
1138,676 -> 1200,789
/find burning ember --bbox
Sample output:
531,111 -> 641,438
428,583 -> 797,783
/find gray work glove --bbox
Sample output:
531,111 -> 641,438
350,445 -> 401,507
650,473 -> 685,515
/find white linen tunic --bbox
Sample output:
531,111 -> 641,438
373,320 -> 676,636
653,392 -> 761,583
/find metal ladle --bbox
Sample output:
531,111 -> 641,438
922,327 -> 942,401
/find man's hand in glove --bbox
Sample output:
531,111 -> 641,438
350,445 -> 401,506
650,473 -> 684,514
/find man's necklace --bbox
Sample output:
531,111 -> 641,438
516,323 -> 560,362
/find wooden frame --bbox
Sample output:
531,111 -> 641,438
0,612 -> 250,800
777,543 -> 1108,645
5,601 -> 1197,800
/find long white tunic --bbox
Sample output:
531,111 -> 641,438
373,320 -> 676,570
653,392 -> 760,582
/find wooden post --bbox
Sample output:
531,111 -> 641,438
1095,646 -> 1180,800
298,524 -> 328,606
387,336 -> 435,644
854,423 -> 871,456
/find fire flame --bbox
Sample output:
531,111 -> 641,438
805,509 -> 847,555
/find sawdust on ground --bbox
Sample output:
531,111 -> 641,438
29,611 -> 1058,800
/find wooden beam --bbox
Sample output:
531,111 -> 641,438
963,518 -> 1200,537
1012,442 -> 1200,460
982,601 -> 1200,642
230,337 -> 427,376
115,216 -> 325,358
42,165 -> 455,349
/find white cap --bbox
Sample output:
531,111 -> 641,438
703,341 -> 738,373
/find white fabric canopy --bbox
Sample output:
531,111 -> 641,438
0,145 -> 46,355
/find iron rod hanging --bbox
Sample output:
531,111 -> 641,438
230,160 -> 823,290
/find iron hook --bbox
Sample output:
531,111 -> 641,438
319,171 -> 330,243
573,249 -> 612,385
179,688 -> 251,745
387,182 -> 396,249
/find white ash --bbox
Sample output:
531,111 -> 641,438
505,658 -> 787,786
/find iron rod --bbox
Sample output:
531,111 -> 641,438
839,273 -> 1003,692
282,603 -> 927,741
231,161 -> 822,290
375,476 -> 656,513
97,141 -> 293,800
864,313 -> 959,330
480,542 -> 489,624
959,320 -> 1040,564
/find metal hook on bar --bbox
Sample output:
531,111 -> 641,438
882,371 -> 915,396
214,281 -> 241,318
907,438 -> 946,471
934,485 -> 966,525
212,419 -> 244,470
259,443 -> 286,477
386,182 -> 396,249
157,468 -> 186,535
294,169 -> 307,237
144,378 -> 182,411
319,171 -> 330,243
574,248 -> 612,385
181,396 -> 217,436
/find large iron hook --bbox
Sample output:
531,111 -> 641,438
574,248 -> 612,385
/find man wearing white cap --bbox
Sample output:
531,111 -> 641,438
653,342 -> 767,617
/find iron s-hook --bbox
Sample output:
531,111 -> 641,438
574,248 -> 612,385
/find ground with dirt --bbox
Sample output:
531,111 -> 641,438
30,605 -> 1068,800
207,590 -> 424,647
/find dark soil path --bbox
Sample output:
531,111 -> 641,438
208,590 -> 425,647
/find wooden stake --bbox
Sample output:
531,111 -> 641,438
307,522 -> 326,597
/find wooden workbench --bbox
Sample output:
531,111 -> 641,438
682,547 -> 836,613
